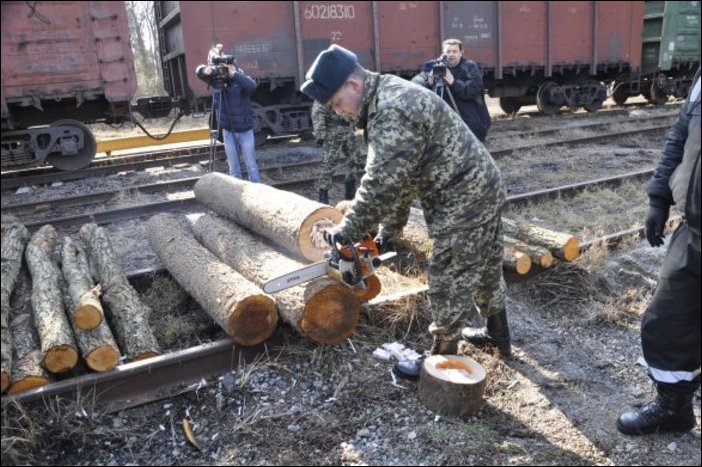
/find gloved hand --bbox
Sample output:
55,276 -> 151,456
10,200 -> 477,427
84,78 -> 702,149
323,227 -> 344,247
373,232 -> 394,254
316,139 -> 324,147
644,203 -> 670,247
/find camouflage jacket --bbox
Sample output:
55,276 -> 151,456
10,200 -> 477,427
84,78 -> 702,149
337,72 -> 505,240
311,101 -> 354,141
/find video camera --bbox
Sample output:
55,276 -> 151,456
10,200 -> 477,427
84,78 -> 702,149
209,54 -> 238,86
422,55 -> 449,78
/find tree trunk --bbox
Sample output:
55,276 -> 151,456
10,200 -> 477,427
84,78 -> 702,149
79,224 -> 160,361
418,355 -> 486,418
194,173 -> 342,262
503,247 -> 532,275
1,223 -> 29,392
9,272 -> 50,394
25,225 -> 79,374
146,214 -> 278,346
62,236 -> 104,330
70,319 -> 121,372
502,217 -> 580,261
193,214 -> 360,344
503,236 -> 554,268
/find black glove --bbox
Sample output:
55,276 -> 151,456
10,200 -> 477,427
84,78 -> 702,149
316,139 -> 324,146
373,233 -> 395,254
644,202 -> 670,247
323,227 -> 344,247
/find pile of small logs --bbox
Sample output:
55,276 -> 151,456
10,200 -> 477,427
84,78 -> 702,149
1,223 -> 160,395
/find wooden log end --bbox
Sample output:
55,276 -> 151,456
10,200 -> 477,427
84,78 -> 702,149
44,346 -> 79,374
419,355 -> 487,418
301,284 -> 360,344
540,250 -> 555,268
131,352 -> 160,362
1,371 -> 9,393
86,345 -> 121,372
514,252 -> 531,275
73,303 -> 104,330
8,376 -> 50,395
228,295 -> 279,346
298,207 -> 343,262
562,237 -> 581,262
354,274 -> 382,302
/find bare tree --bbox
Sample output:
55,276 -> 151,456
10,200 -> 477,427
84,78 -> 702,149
125,1 -> 164,97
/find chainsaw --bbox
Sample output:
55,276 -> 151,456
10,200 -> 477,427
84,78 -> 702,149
263,236 -> 396,293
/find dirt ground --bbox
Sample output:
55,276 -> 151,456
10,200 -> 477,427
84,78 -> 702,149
2,101 -> 700,466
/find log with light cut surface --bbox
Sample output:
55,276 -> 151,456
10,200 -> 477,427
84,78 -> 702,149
503,235 -> 555,268
503,247 -> 532,275
62,235 -> 104,330
502,217 -> 580,261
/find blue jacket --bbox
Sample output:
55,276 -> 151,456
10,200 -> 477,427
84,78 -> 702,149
212,71 -> 257,133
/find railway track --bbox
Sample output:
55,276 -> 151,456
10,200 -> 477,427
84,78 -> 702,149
1,112 -> 675,191
6,168 -> 662,413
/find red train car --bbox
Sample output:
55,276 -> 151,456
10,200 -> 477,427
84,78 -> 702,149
1,1 -> 137,170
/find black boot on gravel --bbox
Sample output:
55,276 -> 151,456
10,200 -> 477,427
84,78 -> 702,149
392,337 -> 459,381
617,386 -> 696,435
461,309 -> 511,358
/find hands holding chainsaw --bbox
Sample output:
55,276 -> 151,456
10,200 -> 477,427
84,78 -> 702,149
322,227 -> 345,247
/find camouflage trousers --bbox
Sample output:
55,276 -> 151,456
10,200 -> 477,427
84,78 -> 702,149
426,211 -> 506,341
318,130 -> 364,191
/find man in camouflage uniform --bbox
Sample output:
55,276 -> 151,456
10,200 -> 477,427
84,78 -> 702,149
311,101 -> 364,204
301,45 -> 510,380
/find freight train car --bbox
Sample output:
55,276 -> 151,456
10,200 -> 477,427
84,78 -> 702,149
1,1 -> 137,171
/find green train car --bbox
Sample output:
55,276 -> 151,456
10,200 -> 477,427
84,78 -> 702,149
614,0 -> 700,105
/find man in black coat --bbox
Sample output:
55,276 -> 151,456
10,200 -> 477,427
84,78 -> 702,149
412,38 -> 491,142
617,68 -> 700,435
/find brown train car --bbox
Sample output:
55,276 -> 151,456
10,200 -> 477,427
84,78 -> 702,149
1,1 -> 137,170
158,1 -> 646,138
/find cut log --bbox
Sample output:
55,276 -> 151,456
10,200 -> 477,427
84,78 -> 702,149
193,214 -> 359,344
9,277 -> 50,394
146,214 -> 278,346
61,236 -> 104,330
503,247 -> 532,275
79,224 -> 160,361
502,217 -> 580,261
194,173 -> 342,262
503,236 -> 554,268
1,223 -> 29,392
418,355 -> 486,418
25,225 -> 78,374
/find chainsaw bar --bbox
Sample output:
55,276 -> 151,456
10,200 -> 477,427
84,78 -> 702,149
262,261 -> 328,293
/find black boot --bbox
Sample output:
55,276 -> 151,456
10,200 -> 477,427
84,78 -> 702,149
318,188 -> 329,205
617,385 -> 696,435
461,309 -> 511,358
392,336 -> 458,381
344,179 -> 356,200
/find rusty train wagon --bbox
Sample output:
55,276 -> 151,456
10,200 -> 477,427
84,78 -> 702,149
1,1 -> 136,171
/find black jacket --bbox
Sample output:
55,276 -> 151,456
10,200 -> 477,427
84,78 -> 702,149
647,68 -> 701,237
412,57 -> 491,141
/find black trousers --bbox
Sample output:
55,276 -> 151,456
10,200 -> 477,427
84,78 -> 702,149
642,223 -> 701,393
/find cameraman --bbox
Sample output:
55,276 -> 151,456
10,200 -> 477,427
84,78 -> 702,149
411,38 -> 491,142
196,59 -> 260,182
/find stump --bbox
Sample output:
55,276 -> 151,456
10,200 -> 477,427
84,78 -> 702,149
62,236 -> 104,330
80,224 -> 160,361
419,355 -> 487,418
147,214 -> 278,346
192,214 -> 358,344
1,223 -> 30,392
194,173 -> 342,262
25,225 -> 78,373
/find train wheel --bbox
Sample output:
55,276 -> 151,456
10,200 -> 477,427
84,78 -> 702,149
584,98 -> 604,113
499,98 -> 521,115
649,83 -> 668,106
612,83 -> 629,106
536,82 -> 560,116
46,120 -> 96,171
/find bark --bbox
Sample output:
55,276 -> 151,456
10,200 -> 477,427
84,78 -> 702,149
1,223 -> 29,392
25,225 -> 78,374
418,355 -> 486,418
79,224 -> 160,361
502,217 -> 580,261
193,214 -> 360,344
146,214 -> 278,346
61,236 -> 104,330
503,247 -> 532,275
9,272 -> 50,394
194,173 -> 343,262
503,235 -> 554,268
